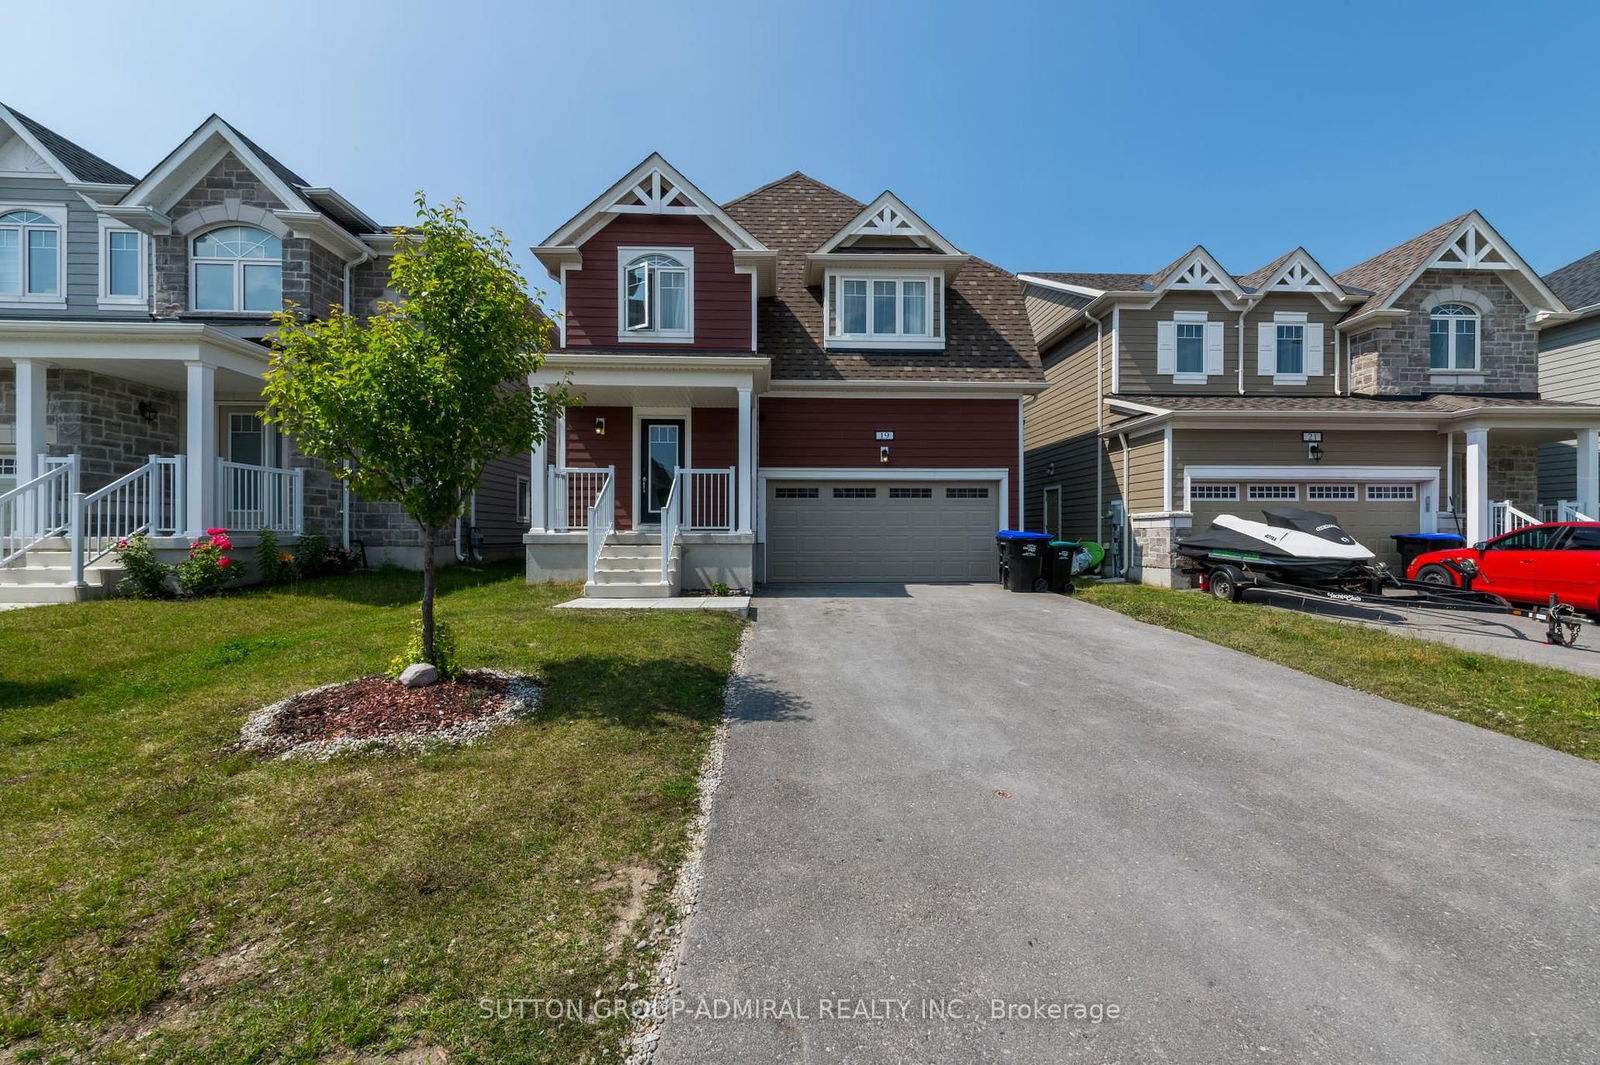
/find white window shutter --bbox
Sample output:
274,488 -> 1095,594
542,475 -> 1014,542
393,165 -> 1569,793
1257,322 -> 1276,376
1305,322 -> 1325,376
1156,321 -> 1176,375
1205,321 -> 1224,375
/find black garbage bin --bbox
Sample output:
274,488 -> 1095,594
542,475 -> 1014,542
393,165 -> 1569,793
1390,532 -> 1467,573
1044,540 -> 1082,594
996,530 -> 1051,591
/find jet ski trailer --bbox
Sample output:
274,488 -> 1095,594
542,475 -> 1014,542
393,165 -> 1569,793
1174,506 -> 1588,648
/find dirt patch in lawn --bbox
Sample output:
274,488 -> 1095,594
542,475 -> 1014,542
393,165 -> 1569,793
591,865 -> 662,956
238,670 -> 540,760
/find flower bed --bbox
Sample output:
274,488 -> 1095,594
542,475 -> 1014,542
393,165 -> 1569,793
238,669 -> 539,760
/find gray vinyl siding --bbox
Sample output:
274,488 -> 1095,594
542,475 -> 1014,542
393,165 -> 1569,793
1538,314 -> 1600,404
1023,323 -> 1111,540
1115,291 -> 1340,396
1540,441 -> 1577,504
0,173 -> 141,319
472,452 -> 532,561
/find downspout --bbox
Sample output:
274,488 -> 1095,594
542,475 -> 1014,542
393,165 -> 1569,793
1085,306 -> 1105,544
1332,325 -> 1344,396
1118,430 -> 1131,576
1236,295 -> 1264,395
342,252 -> 371,314
340,462 -> 351,551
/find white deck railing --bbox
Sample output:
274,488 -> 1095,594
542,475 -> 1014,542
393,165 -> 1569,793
659,473 -> 682,585
1539,499 -> 1597,523
218,460 -> 304,534
550,466 -> 614,532
585,471 -> 615,584
79,455 -> 185,568
1492,500 -> 1541,537
680,467 -> 735,532
0,456 -> 76,566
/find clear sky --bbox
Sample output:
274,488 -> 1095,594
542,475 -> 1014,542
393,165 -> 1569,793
9,0 -> 1599,297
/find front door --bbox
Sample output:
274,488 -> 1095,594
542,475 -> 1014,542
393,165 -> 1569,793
639,419 -> 684,525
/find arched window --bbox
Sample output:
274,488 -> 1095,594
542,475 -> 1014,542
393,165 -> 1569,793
1429,303 -> 1479,370
0,209 -> 62,298
621,251 -> 691,337
192,225 -> 283,312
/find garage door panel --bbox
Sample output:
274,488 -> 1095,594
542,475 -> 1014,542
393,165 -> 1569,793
1186,482 -> 1423,568
767,480 -> 997,582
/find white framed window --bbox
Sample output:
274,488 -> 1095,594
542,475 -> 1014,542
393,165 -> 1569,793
516,476 -> 530,523
617,247 -> 693,341
946,486 -> 990,499
1306,483 -> 1357,502
1157,311 -> 1223,383
890,486 -> 933,499
1366,483 -> 1416,501
1190,483 -> 1239,501
1256,311 -> 1321,384
192,225 -> 283,312
1276,324 -> 1305,375
0,456 -> 14,494
1247,483 -> 1299,501
775,486 -> 819,499
1429,304 -> 1479,370
98,219 -> 145,306
824,271 -> 943,350
833,486 -> 877,499
0,204 -> 66,304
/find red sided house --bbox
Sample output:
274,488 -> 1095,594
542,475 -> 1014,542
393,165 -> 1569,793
525,155 -> 1044,596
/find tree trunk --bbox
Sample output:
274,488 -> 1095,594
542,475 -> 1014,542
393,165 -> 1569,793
420,521 -> 438,664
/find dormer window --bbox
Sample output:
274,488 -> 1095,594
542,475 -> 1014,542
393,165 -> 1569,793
192,225 -> 282,312
1429,303 -> 1479,370
618,248 -> 693,341
0,207 -> 64,301
825,272 -> 943,349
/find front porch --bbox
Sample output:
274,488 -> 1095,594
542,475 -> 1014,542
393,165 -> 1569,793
524,355 -> 764,598
1444,422 -> 1599,543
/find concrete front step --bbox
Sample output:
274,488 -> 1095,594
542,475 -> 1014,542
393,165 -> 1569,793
594,564 -> 679,583
0,566 -> 119,587
584,580 -> 677,599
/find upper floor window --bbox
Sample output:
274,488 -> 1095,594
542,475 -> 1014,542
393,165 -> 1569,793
825,272 -> 943,349
192,225 -> 283,313
619,249 -> 692,340
1276,324 -> 1304,375
1429,304 -> 1478,370
1176,323 -> 1206,373
0,208 -> 63,300
1157,310 -> 1222,382
98,223 -> 146,306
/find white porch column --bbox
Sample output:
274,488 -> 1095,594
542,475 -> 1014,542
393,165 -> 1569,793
1577,427 -> 1600,519
184,361 -> 216,537
530,418 -> 549,532
13,358 -> 46,484
1464,428 -> 1489,545
736,386 -> 753,534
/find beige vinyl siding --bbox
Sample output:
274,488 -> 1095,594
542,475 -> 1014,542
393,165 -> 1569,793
1172,429 -> 1442,502
1240,294 -> 1342,395
1024,323 -> 1111,540
1124,433 -> 1166,513
1022,284 -> 1092,342
1117,293 -> 1239,394
1538,315 -> 1600,404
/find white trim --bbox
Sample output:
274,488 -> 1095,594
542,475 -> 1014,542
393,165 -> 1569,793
814,190 -> 962,255
1110,306 -> 1121,392
1017,274 -> 1108,298
1153,246 -> 1247,299
761,380 -> 1044,398
757,466 -> 1010,554
1182,464 -> 1440,535
615,246 -> 695,342
557,263 -> 571,348
1161,425 -> 1173,511
97,217 -> 146,308
734,265 -> 757,351
122,117 -> 316,219
823,270 -> 943,350
631,408 -> 692,527
0,201 -> 68,307
189,222 -> 284,314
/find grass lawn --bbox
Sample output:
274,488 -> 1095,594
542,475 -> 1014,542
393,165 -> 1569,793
0,562 -> 744,1064
1076,580 -> 1600,762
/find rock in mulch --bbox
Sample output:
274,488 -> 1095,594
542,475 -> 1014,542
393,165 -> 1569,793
398,662 -> 440,688
237,669 -> 540,761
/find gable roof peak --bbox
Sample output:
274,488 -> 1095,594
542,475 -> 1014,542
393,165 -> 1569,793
0,101 -> 135,186
813,188 -> 962,256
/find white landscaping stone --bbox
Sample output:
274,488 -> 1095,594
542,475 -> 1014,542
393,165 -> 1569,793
398,663 -> 439,688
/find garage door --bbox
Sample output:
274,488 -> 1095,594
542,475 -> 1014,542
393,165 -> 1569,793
1187,480 -> 1423,567
766,480 -> 999,582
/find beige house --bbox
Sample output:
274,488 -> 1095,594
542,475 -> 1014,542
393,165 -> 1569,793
1021,212 -> 1600,586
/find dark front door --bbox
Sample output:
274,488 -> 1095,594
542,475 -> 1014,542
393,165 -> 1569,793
639,419 -> 685,525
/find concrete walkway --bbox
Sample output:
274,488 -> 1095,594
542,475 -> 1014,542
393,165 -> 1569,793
654,583 -> 1600,1065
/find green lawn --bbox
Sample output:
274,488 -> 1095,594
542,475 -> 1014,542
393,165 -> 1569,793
1076,580 -> 1600,762
0,563 -> 744,1064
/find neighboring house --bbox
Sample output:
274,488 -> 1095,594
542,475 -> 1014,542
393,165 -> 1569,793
1020,212 -> 1600,586
525,154 -> 1043,596
1537,248 -> 1600,506
0,105 -> 526,602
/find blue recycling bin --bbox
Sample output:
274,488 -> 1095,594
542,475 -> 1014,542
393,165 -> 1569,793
996,530 -> 1052,592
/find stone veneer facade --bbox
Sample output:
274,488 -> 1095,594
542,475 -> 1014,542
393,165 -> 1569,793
0,367 -> 182,490
1347,269 -> 1539,397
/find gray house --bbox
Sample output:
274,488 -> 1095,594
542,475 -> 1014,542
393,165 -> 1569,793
0,106 -> 528,602
1538,249 -> 1600,509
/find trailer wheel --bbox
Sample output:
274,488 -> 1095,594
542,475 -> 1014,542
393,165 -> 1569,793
1415,564 -> 1457,588
1209,566 -> 1246,603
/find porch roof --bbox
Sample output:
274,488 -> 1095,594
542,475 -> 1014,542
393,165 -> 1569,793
1103,392 -> 1600,435
0,320 -> 270,397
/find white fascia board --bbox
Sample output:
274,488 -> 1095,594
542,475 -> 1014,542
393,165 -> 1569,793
1106,397 -> 1173,416
0,320 -> 271,374
804,252 -> 968,286
273,209 -> 372,262
1017,274 -> 1108,299
120,118 -> 315,217
763,378 -> 1047,397
532,244 -> 582,280
540,152 -> 769,252
814,190 -> 964,256
98,203 -> 173,236
299,187 -> 380,233
0,103 -> 81,184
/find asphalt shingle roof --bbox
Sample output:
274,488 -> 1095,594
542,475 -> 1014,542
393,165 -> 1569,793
1544,248 -> 1600,312
6,105 -> 135,185
1333,213 -> 1470,312
720,173 -> 1042,384
1126,394 -> 1593,414
1024,271 -> 1151,292
219,118 -> 311,189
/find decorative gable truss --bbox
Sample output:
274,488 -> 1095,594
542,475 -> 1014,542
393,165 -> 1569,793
0,132 -> 52,176
1248,248 -> 1359,312
1430,219 -> 1512,270
608,168 -> 698,216
1149,247 -> 1245,301
814,191 -> 962,255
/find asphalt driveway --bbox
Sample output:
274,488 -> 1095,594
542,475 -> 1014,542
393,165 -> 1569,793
653,584 -> 1600,1065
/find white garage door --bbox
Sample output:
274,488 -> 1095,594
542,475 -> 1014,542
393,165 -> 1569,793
1188,480 -> 1425,567
766,479 -> 1000,582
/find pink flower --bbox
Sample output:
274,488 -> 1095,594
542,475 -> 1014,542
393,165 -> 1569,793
115,539 -> 129,551
217,557 -> 233,569
206,527 -> 227,537
212,535 -> 233,551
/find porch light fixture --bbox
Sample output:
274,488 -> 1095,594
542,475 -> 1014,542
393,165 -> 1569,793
1302,430 -> 1323,463
137,400 -> 160,427
594,416 -> 606,436
879,445 -> 891,464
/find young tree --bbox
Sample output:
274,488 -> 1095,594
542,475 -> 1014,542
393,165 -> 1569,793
264,194 -> 567,667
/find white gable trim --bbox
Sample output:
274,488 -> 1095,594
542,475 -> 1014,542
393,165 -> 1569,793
118,116 -> 315,218
538,153 -> 768,254
1249,248 -> 1356,312
1153,247 -> 1246,299
0,104 -> 92,187
1380,212 -> 1564,316
814,190 -> 962,256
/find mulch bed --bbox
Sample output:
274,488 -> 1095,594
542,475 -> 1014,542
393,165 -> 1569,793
238,669 -> 540,760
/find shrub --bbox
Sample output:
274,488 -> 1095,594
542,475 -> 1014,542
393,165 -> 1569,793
175,528 -> 238,598
113,534 -> 172,599
388,613 -> 459,679
290,529 -> 359,579
255,529 -> 297,585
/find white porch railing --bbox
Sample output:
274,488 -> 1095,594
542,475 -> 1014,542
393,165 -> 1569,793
0,455 -> 76,566
218,460 -> 305,534
1492,500 -> 1541,537
659,472 -> 682,585
79,455 -> 185,568
1539,499 -> 1597,523
585,470 -> 615,583
680,467 -> 735,532
550,466 -> 614,532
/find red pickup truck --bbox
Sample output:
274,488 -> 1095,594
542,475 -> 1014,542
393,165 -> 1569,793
1407,522 -> 1600,615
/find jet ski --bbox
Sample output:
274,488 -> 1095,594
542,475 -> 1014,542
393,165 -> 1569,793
1175,506 -> 1376,582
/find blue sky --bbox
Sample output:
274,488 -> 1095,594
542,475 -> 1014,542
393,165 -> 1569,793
10,0 -> 1599,297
